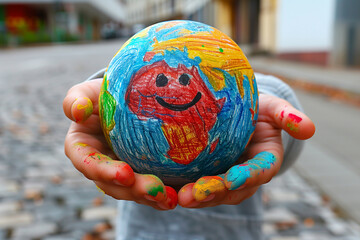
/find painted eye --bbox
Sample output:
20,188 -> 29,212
156,73 -> 168,87
179,74 -> 190,86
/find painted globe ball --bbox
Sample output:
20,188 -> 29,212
99,20 -> 258,186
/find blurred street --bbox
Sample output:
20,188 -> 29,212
0,40 -> 360,240
250,56 -> 360,226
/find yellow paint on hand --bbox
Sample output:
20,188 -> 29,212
96,185 -> 105,194
76,97 -> 93,119
74,142 -> 89,147
193,176 -> 225,201
149,27 -> 254,101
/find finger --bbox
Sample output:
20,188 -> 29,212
260,94 -> 315,140
94,180 -> 171,210
71,97 -> 94,123
94,181 -> 134,201
133,174 -> 168,202
63,79 -> 103,122
157,186 -> 178,210
65,141 -> 135,186
178,180 -> 258,208
224,151 -> 279,190
132,178 -> 178,210
192,175 -> 227,202
178,177 -> 228,208
96,174 -> 177,210
178,183 -> 199,208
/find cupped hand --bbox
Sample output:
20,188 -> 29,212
178,94 -> 315,208
63,79 -> 177,210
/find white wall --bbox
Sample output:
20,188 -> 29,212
276,0 -> 336,53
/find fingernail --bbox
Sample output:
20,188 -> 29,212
200,194 -> 215,202
72,97 -> 93,123
193,176 -> 225,201
114,163 -> 135,186
224,165 -> 250,190
225,152 -> 277,190
144,194 -> 157,202
144,176 -> 166,202
157,202 -> 170,210
162,186 -> 178,209
286,113 -> 302,133
113,179 -> 125,186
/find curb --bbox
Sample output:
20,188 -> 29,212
254,69 -> 360,108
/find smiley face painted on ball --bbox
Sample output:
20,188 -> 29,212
125,60 -> 225,165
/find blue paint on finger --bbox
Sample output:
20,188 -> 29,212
224,151 -> 276,190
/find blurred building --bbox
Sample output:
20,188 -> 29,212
258,0 -> 360,67
122,0 -> 236,37
123,0 -> 360,67
0,0 -> 125,46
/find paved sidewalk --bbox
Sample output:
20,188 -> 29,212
263,169 -> 360,240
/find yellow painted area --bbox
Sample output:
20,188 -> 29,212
96,185 -> 105,194
214,0 -> 233,38
150,27 -> 253,93
76,97 -> 93,118
74,142 -> 89,147
161,124 -> 207,164
76,97 -> 90,109
193,177 -> 225,201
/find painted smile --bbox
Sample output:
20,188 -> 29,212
155,92 -> 202,111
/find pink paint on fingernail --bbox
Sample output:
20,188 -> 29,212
288,113 -> 302,123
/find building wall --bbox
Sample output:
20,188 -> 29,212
258,0 -> 277,53
258,0 -> 336,65
124,0 -> 183,26
276,0 -> 335,53
331,0 -> 360,66
213,0 -> 232,38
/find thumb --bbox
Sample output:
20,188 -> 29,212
63,79 -> 103,123
224,151 -> 278,190
261,94 -> 316,140
71,97 -> 94,123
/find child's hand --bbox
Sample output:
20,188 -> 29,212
63,79 -> 177,210
178,94 -> 315,208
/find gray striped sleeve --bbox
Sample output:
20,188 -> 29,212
86,68 -> 106,81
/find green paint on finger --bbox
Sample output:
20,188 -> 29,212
147,184 -> 165,197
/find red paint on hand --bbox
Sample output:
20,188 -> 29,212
159,186 -> 178,209
280,110 -> 285,120
115,163 -> 135,186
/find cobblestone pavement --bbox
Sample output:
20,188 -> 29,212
0,41 -> 359,240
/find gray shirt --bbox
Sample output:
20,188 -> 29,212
88,70 -> 304,240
